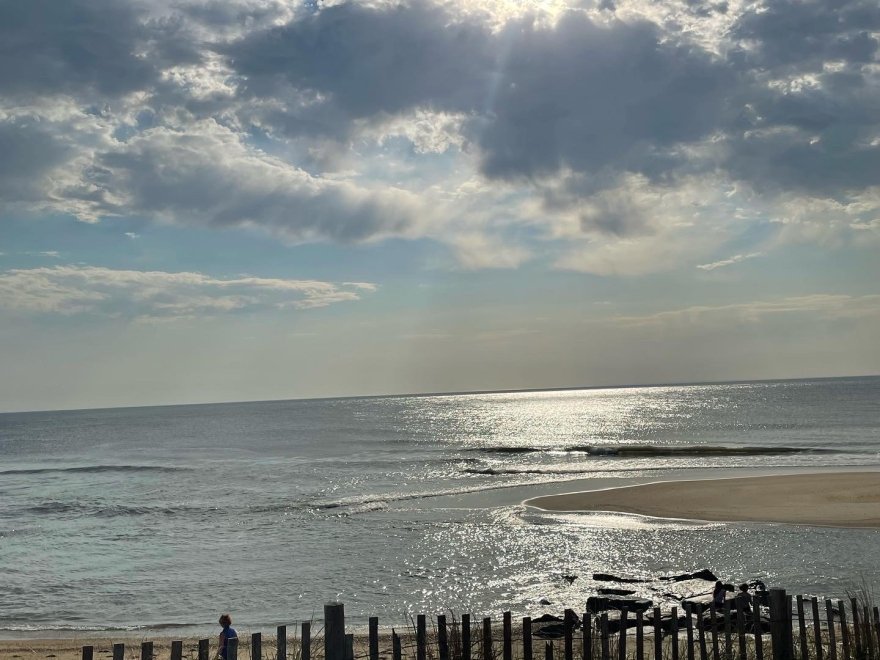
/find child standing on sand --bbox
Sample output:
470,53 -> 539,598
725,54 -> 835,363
218,614 -> 238,659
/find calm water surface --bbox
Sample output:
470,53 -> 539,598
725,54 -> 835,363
1,377 -> 878,636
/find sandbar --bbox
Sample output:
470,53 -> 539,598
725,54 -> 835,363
525,471 -> 880,527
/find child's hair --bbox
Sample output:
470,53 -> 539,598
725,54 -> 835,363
219,614 -> 232,627
739,583 -> 749,592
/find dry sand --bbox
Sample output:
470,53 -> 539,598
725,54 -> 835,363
525,471 -> 880,527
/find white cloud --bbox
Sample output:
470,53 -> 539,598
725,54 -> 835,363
0,265 -> 377,319
697,252 -> 764,271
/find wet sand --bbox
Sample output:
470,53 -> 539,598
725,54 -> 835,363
525,472 -> 880,527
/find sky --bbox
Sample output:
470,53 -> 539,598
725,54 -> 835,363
1,0 -> 879,411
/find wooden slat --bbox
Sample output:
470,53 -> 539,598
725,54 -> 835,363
345,634 -> 354,660
370,618 -> 380,660
709,604 -> 720,660
863,607 -> 874,660
141,641 -> 154,660
253,632 -> 263,660
393,631 -> 402,660
825,600 -> 837,660
418,614 -> 427,660
113,643 -> 126,660
838,602 -> 851,660
505,612 -> 514,660
696,604 -> 708,660
769,589 -> 792,660
82,646 -> 94,660
723,601 -> 732,660
670,607 -> 679,660
302,621 -> 312,660
546,642 -> 554,660
171,640 -> 183,660
228,638 -> 238,660
462,614 -> 472,660
635,609 -> 644,660
600,613 -> 610,660
796,596 -> 808,660
736,596 -> 748,660
753,595 -> 764,660
812,598 -> 824,660
652,608 -> 661,660
483,617 -> 493,660
619,609 -> 629,660
439,614 -> 450,660
851,600 -> 862,660
524,617 -> 533,660
278,626 -> 287,660
325,603 -> 346,660
584,613 -> 593,660
564,609 -> 574,660
685,604 -> 695,660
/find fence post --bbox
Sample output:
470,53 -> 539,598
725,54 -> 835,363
113,643 -> 126,660
636,609 -> 645,660
439,615 -> 450,660
302,621 -> 312,660
368,617 -> 379,660
796,596 -> 808,660
417,614 -> 427,660
524,616 -> 533,660
198,640 -> 209,660
393,631 -> 402,660
584,612 -> 593,660
710,604 -> 720,660
546,642 -> 554,660
684,604 -> 694,660
345,634 -> 354,660
82,646 -> 94,660
825,600 -> 837,660
670,607 -> 679,660
696,604 -> 707,660
141,641 -> 154,660
652,607 -> 661,660
483,617 -> 493,660
770,589 -> 793,660
863,607 -> 874,660
325,603 -> 346,660
851,600 -> 862,660
600,613 -> 610,660
839,601 -> 851,660
811,598 -> 824,660
252,632 -> 262,660
505,611 -> 514,660
171,640 -> 183,660
724,601 -> 733,660
278,626 -> 287,660
753,595 -> 764,660
462,614 -> 472,660
619,609 -> 628,660
228,638 -> 239,660
564,609 -> 574,660
736,596 -> 748,660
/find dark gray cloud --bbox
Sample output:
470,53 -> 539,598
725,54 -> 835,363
0,121 -> 71,202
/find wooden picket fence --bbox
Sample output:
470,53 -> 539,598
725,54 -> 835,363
77,589 -> 880,660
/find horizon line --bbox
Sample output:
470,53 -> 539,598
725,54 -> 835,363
3,372 -> 878,416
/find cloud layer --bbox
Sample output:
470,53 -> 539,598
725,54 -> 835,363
0,265 -> 376,319
1,0 -> 878,272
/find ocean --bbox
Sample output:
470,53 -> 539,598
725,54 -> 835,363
1,376 -> 879,638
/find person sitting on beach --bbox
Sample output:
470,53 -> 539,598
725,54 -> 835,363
736,584 -> 752,615
218,614 -> 238,660
713,581 -> 726,609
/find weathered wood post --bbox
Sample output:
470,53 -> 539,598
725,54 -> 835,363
228,637 -> 239,660
838,601 -> 851,660
670,607 -> 679,660
483,617 -> 493,660
524,616 -> 533,660
141,641 -> 154,660
851,600 -> 862,660
505,611 -> 514,660
811,598 -> 824,660
652,607 -> 662,660
600,613 -> 610,660
564,609 -> 574,660
440,614 -> 450,660
619,610 -> 629,660
753,595 -> 764,660
462,614 -> 472,660
684,604 -> 695,660
584,612 -> 593,660
710,604 -> 720,660
345,633 -> 354,660
546,642 -> 554,660
863,607 -> 874,660
417,614 -> 428,660
369,616 -> 379,660
302,621 -> 312,660
82,645 -> 94,660
636,609 -> 645,660
724,601 -> 733,660
325,603 -> 346,660
278,626 -> 287,660
696,604 -> 707,660
736,596 -> 748,660
796,596 -> 808,660
393,631 -> 402,660
253,632 -> 262,660
171,640 -> 183,660
769,589 -> 793,660
825,600 -> 837,660
113,643 -> 126,660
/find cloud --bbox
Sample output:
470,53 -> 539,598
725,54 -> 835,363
0,265 -> 377,319
696,252 -> 763,271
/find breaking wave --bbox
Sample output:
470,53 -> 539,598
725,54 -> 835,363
0,464 -> 190,476
469,444 -> 840,457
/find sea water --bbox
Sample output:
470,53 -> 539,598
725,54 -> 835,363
1,376 -> 879,636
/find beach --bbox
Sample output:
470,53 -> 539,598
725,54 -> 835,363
525,472 -> 880,527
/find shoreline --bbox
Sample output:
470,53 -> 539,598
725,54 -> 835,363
524,471 -> 880,527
